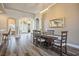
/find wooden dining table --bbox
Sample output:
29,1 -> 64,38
36,34 -> 58,47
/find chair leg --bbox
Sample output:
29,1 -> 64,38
60,46 -> 63,56
33,38 -> 34,44
65,45 -> 67,54
36,39 -> 39,46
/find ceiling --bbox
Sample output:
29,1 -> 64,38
0,4 -> 5,13
3,3 -> 54,14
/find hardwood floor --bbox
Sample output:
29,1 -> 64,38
0,33 -> 79,56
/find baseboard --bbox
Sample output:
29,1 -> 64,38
67,43 -> 79,49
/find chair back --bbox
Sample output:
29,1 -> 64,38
53,31 -> 68,55
61,31 -> 68,43
47,30 -> 54,35
33,30 -> 41,37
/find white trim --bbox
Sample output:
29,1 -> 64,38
40,3 -> 56,14
67,43 -> 79,49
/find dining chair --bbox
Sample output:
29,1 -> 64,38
52,31 -> 68,56
2,28 -> 11,40
33,30 -> 41,45
33,30 -> 46,47
47,30 -> 54,35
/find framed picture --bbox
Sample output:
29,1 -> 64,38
49,18 -> 64,28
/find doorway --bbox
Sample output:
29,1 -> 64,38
7,17 -> 16,32
18,17 -> 31,34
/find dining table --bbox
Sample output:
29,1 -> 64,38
36,34 -> 58,47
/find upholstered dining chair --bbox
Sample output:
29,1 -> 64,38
33,30 -> 41,45
52,31 -> 68,56
33,30 -> 46,47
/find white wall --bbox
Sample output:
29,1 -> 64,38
0,14 -> 9,45
42,3 -> 79,46
0,14 -> 8,30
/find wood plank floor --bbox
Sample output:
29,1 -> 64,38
0,33 -> 79,56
